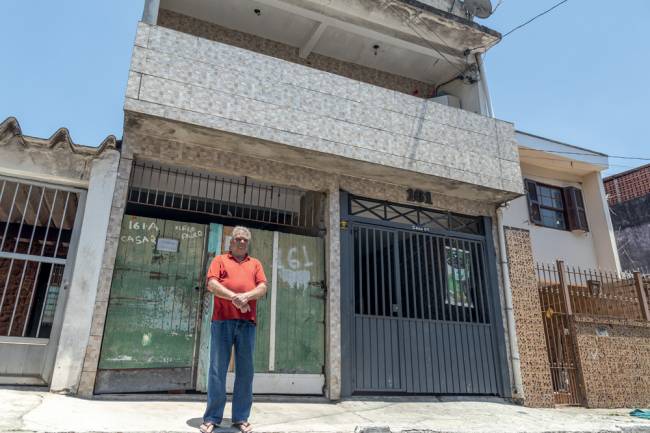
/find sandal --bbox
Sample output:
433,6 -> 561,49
232,421 -> 253,433
199,422 -> 217,433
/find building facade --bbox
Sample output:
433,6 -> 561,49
502,131 -> 620,272
57,0 -> 529,401
5,1 -> 646,409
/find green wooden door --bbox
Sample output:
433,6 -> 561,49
194,228 -> 325,392
196,223 -> 222,392
274,233 -> 325,374
196,226 -> 275,391
98,216 -> 206,373
248,228 -> 274,373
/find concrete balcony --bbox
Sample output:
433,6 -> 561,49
124,23 -> 523,202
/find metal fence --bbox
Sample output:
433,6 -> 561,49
128,161 -> 325,234
0,177 -> 79,338
536,260 -> 650,406
536,262 -> 583,405
536,262 -> 650,322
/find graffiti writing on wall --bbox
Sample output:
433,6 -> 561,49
121,220 -> 160,244
278,245 -> 314,289
174,225 -> 203,240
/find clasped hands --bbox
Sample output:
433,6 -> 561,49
231,293 -> 251,313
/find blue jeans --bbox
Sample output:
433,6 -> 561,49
204,320 -> 256,424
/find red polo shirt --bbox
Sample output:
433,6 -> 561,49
207,252 -> 267,323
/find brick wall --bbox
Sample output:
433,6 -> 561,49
504,227 -> 555,407
0,258 -> 38,336
574,317 -> 650,408
604,164 -> 650,205
0,235 -> 68,338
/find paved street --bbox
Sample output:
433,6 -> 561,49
1,388 -> 650,433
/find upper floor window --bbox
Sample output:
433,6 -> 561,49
525,179 -> 589,232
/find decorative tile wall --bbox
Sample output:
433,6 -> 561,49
504,227 -> 555,407
574,317 -> 650,408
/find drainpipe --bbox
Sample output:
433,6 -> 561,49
478,51 -> 522,398
475,53 -> 494,118
496,204 -> 524,399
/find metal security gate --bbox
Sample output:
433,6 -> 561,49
341,194 -> 509,396
536,262 -> 584,406
0,177 -> 82,383
95,160 -> 327,394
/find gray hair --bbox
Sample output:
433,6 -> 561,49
231,226 -> 252,240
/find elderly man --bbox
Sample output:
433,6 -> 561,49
200,226 -> 267,433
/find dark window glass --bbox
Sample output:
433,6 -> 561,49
540,208 -> 566,230
528,183 -> 568,230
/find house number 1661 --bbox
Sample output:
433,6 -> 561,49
407,188 -> 433,204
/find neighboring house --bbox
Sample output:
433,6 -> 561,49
502,131 -> 620,271
500,133 -> 649,409
604,164 -> 650,271
0,117 -> 119,388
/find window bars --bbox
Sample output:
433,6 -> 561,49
348,195 -> 484,236
0,178 -> 78,338
127,161 -> 324,232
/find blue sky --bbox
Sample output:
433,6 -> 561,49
1,1 -> 648,176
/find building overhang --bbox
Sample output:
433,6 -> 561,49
516,131 -> 609,177
124,111 -> 520,204
158,0 -> 501,86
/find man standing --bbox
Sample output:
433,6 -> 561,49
201,226 -> 267,433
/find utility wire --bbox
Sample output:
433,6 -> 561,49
519,153 -> 635,169
538,149 -> 650,161
470,0 -> 570,52
501,0 -> 569,39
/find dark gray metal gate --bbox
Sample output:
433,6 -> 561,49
341,194 -> 509,396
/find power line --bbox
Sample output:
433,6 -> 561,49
501,0 -> 569,39
539,149 -> 650,161
518,153 -> 636,169
470,0 -> 570,52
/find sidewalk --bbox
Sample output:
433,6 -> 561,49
1,388 -> 650,433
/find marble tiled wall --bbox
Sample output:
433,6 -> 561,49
157,9 -> 436,98
125,22 -> 523,196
